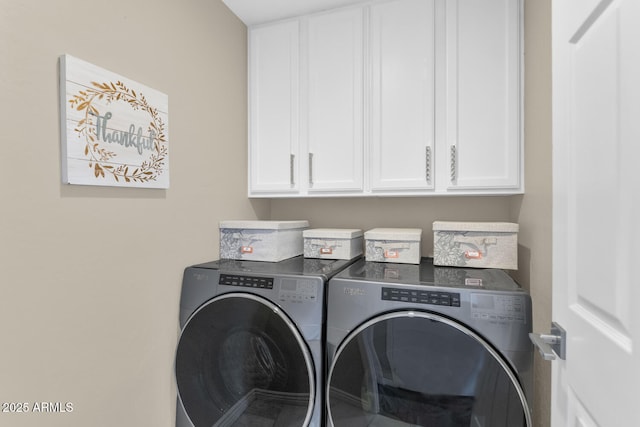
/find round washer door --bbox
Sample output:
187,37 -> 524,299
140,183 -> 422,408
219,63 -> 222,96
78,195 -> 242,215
327,311 -> 531,427
176,293 -> 315,427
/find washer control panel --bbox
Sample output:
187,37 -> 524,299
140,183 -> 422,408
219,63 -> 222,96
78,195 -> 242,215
219,274 -> 274,289
278,278 -> 318,303
470,293 -> 526,323
382,287 -> 461,307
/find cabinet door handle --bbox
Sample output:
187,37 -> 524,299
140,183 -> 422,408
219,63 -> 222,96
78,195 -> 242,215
425,146 -> 432,184
308,153 -> 314,187
290,154 -> 295,187
450,145 -> 457,184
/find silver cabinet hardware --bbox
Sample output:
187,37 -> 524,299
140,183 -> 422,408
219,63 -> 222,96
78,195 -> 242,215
290,154 -> 295,186
308,153 -> 314,187
425,146 -> 432,184
529,322 -> 567,360
450,145 -> 457,184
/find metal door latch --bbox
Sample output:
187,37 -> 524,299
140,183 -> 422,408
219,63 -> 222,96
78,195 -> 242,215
529,322 -> 566,360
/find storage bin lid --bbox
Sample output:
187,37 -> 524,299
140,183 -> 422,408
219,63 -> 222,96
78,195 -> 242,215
303,228 -> 363,239
220,220 -> 309,230
364,228 -> 422,241
432,221 -> 519,233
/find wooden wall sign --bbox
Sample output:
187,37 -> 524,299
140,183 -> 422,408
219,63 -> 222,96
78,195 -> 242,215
59,55 -> 169,188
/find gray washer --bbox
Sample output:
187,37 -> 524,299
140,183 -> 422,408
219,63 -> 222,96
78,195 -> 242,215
326,258 -> 533,427
175,256 -> 358,427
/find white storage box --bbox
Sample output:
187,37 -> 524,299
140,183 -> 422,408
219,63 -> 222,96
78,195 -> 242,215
433,221 -> 519,270
303,228 -> 363,260
364,228 -> 422,264
219,220 -> 309,262
362,262 -> 420,282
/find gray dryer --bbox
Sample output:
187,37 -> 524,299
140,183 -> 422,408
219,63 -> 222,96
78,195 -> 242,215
326,258 -> 533,427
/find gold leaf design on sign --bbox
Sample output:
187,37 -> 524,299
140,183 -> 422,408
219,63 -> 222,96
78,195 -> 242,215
68,80 -> 167,183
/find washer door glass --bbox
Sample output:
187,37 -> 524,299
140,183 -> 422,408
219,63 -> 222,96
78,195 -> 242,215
176,293 -> 315,427
327,311 -> 531,427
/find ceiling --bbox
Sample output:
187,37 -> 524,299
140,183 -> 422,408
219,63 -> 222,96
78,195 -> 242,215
221,0 -> 367,25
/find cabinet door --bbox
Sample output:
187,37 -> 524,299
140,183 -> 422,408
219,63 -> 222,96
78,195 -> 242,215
444,0 -> 522,192
370,0 -> 436,192
306,8 -> 364,193
249,21 -> 300,195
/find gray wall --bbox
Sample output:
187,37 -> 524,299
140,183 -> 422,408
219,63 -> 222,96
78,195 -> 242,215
0,1 -> 268,426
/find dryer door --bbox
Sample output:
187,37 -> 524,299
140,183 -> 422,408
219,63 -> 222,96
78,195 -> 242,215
327,311 -> 531,427
176,293 -> 315,427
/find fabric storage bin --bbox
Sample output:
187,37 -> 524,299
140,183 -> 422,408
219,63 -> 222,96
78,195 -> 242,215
362,261 -> 421,282
434,265 -> 506,287
219,220 -> 309,262
364,228 -> 422,264
433,221 -> 519,270
303,228 -> 363,260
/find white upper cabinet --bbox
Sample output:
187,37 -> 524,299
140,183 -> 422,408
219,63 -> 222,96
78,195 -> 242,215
442,0 -> 522,192
369,0 -> 436,193
306,8 -> 364,193
248,21 -> 300,194
244,0 -> 523,197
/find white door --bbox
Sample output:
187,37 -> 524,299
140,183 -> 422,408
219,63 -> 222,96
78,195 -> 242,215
551,0 -> 640,425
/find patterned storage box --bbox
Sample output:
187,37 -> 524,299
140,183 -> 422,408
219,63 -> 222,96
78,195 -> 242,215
303,228 -> 363,260
362,261 -> 421,282
219,220 -> 309,262
433,221 -> 519,270
364,228 -> 422,264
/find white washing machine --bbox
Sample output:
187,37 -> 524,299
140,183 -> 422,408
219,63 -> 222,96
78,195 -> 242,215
175,256 -> 358,427
326,258 -> 533,427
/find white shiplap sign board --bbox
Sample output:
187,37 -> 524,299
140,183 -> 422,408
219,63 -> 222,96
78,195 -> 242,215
60,55 -> 169,188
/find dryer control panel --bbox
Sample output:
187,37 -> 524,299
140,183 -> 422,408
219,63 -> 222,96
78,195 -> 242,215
219,274 -> 274,289
382,287 -> 461,307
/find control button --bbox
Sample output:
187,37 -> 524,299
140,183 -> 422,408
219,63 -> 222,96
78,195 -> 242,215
381,287 -> 460,309
438,296 -> 451,306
